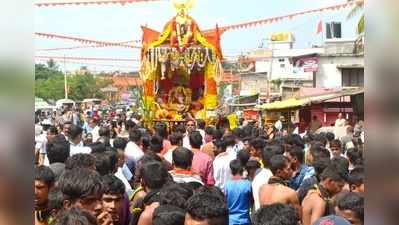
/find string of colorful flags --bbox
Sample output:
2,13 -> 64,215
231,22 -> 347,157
204,0 -> 362,33
36,40 -> 141,52
35,58 -> 138,69
35,32 -> 142,49
35,55 -> 140,62
34,0 -> 164,7
35,0 -> 363,52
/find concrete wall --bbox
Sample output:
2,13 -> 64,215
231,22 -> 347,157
316,55 -> 364,88
255,58 -> 313,80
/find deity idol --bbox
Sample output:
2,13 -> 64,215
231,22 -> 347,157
170,0 -> 198,51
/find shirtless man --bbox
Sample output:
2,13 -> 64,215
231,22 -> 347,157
301,164 -> 347,225
259,155 -> 301,217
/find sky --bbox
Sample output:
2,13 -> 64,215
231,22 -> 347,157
34,0 -> 363,72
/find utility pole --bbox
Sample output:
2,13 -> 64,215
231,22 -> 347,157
267,47 -> 273,102
64,54 -> 68,99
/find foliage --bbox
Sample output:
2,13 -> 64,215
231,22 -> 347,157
35,60 -> 112,101
347,1 -> 364,34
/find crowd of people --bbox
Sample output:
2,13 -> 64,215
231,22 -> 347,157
34,107 -> 364,225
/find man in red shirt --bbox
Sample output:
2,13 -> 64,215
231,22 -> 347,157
189,131 -> 215,186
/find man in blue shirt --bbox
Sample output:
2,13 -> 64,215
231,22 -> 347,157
285,146 -> 315,190
224,159 -> 253,225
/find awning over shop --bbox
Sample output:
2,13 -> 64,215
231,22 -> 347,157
256,88 -> 364,111
256,98 -> 308,110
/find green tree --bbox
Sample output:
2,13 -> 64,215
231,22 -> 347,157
35,60 -> 112,101
347,1 -> 364,34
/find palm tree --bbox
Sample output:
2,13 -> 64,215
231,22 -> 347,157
347,0 -> 364,34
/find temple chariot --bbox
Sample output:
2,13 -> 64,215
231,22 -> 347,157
139,0 -> 224,125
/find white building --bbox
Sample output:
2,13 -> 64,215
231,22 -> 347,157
237,33 -> 364,102
315,38 -> 364,88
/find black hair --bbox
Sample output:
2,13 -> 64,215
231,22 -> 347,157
154,122 -> 168,139
213,129 -> 224,140
286,146 -> 305,164
205,126 -> 216,136
35,165 -> 55,187
125,120 -> 136,131
141,134 -> 151,152
320,164 -> 347,182
269,155 -> 289,175
313,134 -> 327,146
65,153 -> 96,170
195,186 -> 225,202
330,139 -> 342,149
48,126 -> 58,135
92,152 -> 115,176
88,142 -> 106,154
47,139 -> 70,164
58,168 -> 103,202
48,186 -> 64,213
54,208 -> 97,225
172,124 -> 186,135
253,203 -> 299,225
261,147 -> 276,169
101,174 -> 125,195
331,156 -> 350,175
310,143 -> 331,160
62,120 -> 72,127
98,126 -> 110,137
140,161 -> 169,190
312,157 -> 331,179
69,124 -> 83,140
337,192 -> 364,224
196,119 -> 206,130
113,137 -> 127,150
237,149 -> 251,166
186,192 -> 228,225
250,138 -> 266,150
326,132 -> 335,142
223,134 -> 236,147
246,160 -> 261,174
267,144 -> 285,156
232,127 -> 244,139
150,135 -> 164,153
346,148 -> 363,167
348,166 -> 364,187
189,131 -> 203,149
172,147 -> 193,169
129,129 -> 142,142
159,183 -> 193,209
169,132 -> 183,146
230,159 -> 244,176
153,205 -> 185,225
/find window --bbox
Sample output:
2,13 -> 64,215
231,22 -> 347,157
278,58 -> 285,62
280,64 -> 285,68
341,68 -> 364,87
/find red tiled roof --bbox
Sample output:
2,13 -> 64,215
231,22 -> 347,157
103,76 -> 143,87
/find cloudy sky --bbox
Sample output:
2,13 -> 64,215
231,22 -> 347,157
34,0 -> 362,72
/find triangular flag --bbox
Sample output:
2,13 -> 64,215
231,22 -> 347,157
316,20 -> 323,34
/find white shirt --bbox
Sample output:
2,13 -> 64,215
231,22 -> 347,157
115,167 -> 133,195
90,126 -> 100,142
125,141 -> 144,165
335,118 -> 346,127
183,131 -> 205,149
213,150 -> 236,190
121,163 -> 133,181
252,168 -> 273,210
274,120 -> 283,131
69,141 -> 92,156
183,135 -> 191,149
164,146 -> 178,164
